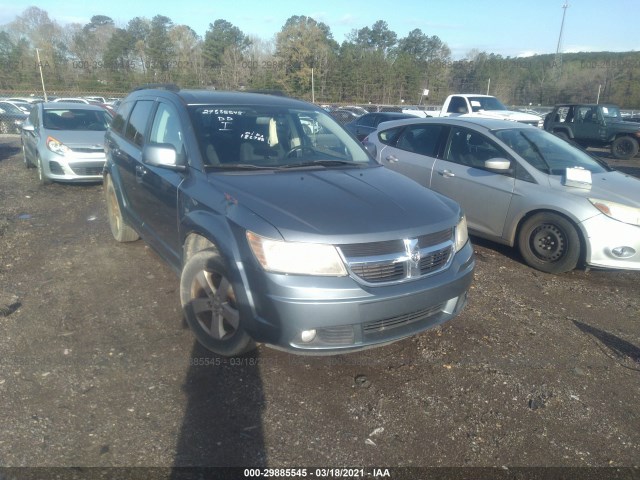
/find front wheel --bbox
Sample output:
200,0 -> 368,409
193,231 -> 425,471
36,156 -> 51,185
518,212 -> 581,274
611,136 -> 639,160
180,249 -> 255,356
104,174 -> 139,242
23,144 -> 34,168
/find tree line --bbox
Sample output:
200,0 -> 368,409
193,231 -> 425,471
1,7 -> 640,108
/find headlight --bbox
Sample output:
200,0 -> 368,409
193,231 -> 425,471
455,215 -> 469,252
589,198 -> 640,227
46,136 -> 71,156
246,231 -> 347,276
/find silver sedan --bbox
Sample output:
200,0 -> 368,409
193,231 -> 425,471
364,117 -> 640,273
21,102 -> 111,184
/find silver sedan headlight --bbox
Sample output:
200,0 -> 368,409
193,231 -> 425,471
589,198 -> 640,227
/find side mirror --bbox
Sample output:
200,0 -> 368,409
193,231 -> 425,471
484,158 -> 511,172
22,123 -> 35,132
362,140 -> 377,159
143,143 -> 186,171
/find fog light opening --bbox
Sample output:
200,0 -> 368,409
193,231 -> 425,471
300,329 -> 317,343
612,246 -> 636,258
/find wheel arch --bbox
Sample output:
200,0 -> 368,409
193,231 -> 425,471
552,127 -> 574,139
513,208 -> 589,266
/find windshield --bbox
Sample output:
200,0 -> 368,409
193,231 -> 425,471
600,105 -> 621,119
468,96 -> 508,112
43,108 -> 111,131
188,105 -> 372,169
0,103 -> 24,114
495,128 -> 610,175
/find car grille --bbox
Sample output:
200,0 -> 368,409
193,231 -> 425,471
363,302 -> 446,335
316,325 -> 355,345
338,228 -> 454,285
71,147 -> 104,154
70,165 -> 104,176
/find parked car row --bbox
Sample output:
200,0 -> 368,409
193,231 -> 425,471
0,95 -> 122,124
16,88 -> 640,359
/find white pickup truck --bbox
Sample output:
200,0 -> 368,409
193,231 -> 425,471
436,94 -> 543,127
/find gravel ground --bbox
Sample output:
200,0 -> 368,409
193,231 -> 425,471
0,135 -> 638,475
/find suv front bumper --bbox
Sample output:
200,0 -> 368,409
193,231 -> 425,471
242,241 -> 475,354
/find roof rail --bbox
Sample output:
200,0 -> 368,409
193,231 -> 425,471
245,89 -> 288,97
131,83 -> 180,92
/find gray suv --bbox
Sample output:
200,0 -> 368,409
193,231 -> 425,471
103,86 -> 475,356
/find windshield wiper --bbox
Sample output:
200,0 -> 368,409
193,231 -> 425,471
280,159 -> 366,169
204,163 -> 280,171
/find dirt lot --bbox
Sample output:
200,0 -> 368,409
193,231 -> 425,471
0,135 -> 638,473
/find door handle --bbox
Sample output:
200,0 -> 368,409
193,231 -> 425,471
438,169 -> 455,177
385,155 -> 398,163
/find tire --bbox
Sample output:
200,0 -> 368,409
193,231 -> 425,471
23,144 -> 34,168
36,156 -> 51,185
517,212 -> 581,274
180,249 -> 255,356
611,136 -> 639,160
104,174 -> 139,242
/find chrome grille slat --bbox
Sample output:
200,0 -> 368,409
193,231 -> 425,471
363,302 -> 446,334
339,240 -> 404,257
337,228 -> 454,285
418,229 -> 453,248
351,262 -> 405,283
420,247 -> 452,274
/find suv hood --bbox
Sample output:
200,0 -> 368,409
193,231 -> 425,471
210,166 -> 461,243
609,118 -> 640,132
465,110 -> 542,122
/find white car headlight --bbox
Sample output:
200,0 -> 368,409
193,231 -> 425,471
589,198 -> 640,227
46,136 -> 72,156
246,231 -> 347,276
455,215 -> 469,252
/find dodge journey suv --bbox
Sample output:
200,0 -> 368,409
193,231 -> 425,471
103,85 -> 475,356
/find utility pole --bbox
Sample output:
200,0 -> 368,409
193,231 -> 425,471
554,3 -> 569,75
36,48 -> 48,101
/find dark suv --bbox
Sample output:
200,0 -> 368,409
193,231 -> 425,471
103,86 -> 475,356
543,103 -> 640,159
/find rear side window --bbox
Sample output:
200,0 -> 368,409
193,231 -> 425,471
378,126 -> 404,145
447,97 -> 468,114
111,100 -> 133,135
125,100 -> 154,147
357,114 -> 377,128
396,124 -> 444,157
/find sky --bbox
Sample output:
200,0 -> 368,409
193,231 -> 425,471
1,0 -> 639,59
